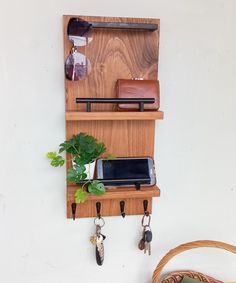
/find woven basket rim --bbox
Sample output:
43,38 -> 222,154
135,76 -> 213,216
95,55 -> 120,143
152,240 -> 236,283
160,270 -> 223,283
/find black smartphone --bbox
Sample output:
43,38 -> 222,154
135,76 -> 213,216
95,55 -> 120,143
96,157 -> 156,187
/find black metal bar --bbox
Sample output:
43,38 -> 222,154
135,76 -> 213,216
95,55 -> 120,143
90,22 -> 158,31
86,102 -> 91,112
76,97 -> 155,112
120,201 -> 126,218
76,98 -> 154,103
139,102 -> 144,112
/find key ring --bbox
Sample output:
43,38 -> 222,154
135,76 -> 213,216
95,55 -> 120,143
94,216 -> 105,227
141,214 -> 151,227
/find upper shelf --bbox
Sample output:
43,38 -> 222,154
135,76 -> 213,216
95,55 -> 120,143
66,111 -> 164,121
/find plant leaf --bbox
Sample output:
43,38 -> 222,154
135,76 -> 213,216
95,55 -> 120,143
67,166 -> 87,183
105,153 -> 116,160
47,152 -> 57,159
88,181 -> 105,196
73,164 -> 86,174
73,156 -> 84,165
74,188 -> 88,203
67,168 -> 78,182
47,152 -> 65,167
59,139 -> 79,155
69,133 -> 106,164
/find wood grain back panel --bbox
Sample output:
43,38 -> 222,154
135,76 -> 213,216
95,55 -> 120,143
63,15 -> 160,111
66,120 -> 155,158
63,15 -> 160,218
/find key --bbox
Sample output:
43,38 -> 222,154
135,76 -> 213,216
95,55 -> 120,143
148,242 -> 151,255
90,217 -> 106,265
144,228 -> 152,256
144,242 -> 151,255
138,226 -> 146,250
96,224 -> 101,234
144,230 -> 152,242
140,213 -> 153,256
90,225 -> 101,245
96,234 -> 105,266
93,217 -> 105,266
96,225 -> 106,266
144,241 -> 147,254
138,239 -> 145,250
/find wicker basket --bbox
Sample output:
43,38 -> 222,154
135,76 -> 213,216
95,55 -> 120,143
152,240 -> 236,283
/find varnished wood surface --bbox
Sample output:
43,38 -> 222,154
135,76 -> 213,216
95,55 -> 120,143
63,15 -> 160,112
67,185 -> 160,200
67,198 -> 154,218
63,15 -> 161,218
66,120 -> 155,158
66,111 -> 164,121
67,186 -> 160,218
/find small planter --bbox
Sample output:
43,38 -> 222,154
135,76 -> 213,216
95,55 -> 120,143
47,132 -> 107,203
72,159 -> 96,180
85,161 -> 96,179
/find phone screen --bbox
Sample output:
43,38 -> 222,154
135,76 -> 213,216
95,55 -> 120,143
102,159 -> 150,180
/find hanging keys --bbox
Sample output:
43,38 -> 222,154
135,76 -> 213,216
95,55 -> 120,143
139,213 -> 153,256
138,225 -> 146,250
90,217 -> 106,266
144,226 -> 152,255
138,237 -> 145,251
96,232 -> 105,266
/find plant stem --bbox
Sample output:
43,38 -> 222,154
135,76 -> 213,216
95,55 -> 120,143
82,179 -> 90,190
72,146 -> 80,155
82,162 -> 92,191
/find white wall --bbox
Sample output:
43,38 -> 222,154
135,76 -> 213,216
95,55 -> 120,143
0,1 -> 235,282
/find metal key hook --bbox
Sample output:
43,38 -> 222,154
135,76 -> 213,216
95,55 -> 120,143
71,202 -> 77,220
94,201 -> 105,227
96,201 -> 101,219
94,216 -> 105,228
120,200 -> 126,218
142,213 -> 151,227
143,200 -> 149,216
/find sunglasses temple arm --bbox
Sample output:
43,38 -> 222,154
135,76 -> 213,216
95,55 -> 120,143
72,48 -> 76,81
81,24 -> 92,37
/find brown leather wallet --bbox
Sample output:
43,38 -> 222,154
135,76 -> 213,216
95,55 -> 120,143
116,79 -> 160,111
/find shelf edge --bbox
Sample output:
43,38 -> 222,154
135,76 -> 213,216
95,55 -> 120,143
66,111 -> 164,121
67,186 -> 160,201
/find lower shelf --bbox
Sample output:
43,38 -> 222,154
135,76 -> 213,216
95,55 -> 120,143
67,186 -> 160,218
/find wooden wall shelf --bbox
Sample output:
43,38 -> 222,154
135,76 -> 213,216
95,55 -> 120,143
67,186 -> 160,218
68,186 -> 160,201
66,111 -> 164,121
63,15 -> 162,218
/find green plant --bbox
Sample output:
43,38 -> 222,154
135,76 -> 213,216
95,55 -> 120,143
47,133 -> 110,203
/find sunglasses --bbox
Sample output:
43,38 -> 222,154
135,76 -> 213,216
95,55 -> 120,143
65,18 -> 93,81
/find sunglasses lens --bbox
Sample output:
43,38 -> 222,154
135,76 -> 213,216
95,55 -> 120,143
67,18 -> 93,47
65,51 -> 91,81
